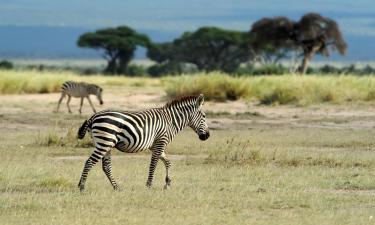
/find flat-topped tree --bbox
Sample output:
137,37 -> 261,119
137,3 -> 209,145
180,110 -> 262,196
295,13 -> 347,74
249,13 -> 347,74
77,26 -> 150,75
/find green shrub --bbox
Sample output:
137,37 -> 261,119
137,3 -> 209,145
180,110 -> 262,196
126,64 -> 148,76
0,60 -> 13,70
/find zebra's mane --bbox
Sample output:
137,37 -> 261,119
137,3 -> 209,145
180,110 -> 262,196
164,95 -> 199,108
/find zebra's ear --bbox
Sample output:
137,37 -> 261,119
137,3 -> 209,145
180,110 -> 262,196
196,94 -> 204,108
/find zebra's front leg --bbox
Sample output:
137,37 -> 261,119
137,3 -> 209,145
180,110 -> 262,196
146,152 -> 161,188
78,148 -> 107,191
87,96 -> 96,113
79,97 -> 84,114
102,151 -> 120,190
159,152 -> 172,190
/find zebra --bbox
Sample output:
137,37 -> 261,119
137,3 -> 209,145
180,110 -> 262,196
76,94 -> 210,191
55,81 -> 104,114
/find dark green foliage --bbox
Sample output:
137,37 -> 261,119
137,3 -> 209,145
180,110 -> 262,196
148,27 -> 252,73
320,64 -> 341,74
0,60 -> 14,70
77,26 -> 150,75
125,64 -> 148,76
249,17 -> 297,64
235,64 -> 288,76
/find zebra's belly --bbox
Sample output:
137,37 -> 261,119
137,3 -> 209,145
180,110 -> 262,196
66,89 -> 87,98
115,141 -> 150,153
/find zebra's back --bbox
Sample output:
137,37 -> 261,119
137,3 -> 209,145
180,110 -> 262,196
61,81 -> 90,97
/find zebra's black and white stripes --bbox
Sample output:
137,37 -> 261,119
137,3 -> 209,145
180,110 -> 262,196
77,94 -> 210,191
56,81 -> 104,114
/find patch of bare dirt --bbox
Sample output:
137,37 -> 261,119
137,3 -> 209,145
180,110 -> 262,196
2,90 -> 375,131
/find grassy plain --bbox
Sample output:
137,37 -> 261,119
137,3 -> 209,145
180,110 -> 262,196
0,71 -> 375,224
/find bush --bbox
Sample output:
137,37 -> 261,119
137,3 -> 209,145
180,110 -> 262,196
126,64 -> 148,76
0,60 -> 13,70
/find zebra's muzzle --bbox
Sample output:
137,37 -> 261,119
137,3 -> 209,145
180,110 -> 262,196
100,101 -> 104,105
199,131 -> 210,141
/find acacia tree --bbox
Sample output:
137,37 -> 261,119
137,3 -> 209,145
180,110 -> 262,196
147,27 -> 252,73
249,13 -> 347,74
78,26 -> 150,74
295,13 -> 347,74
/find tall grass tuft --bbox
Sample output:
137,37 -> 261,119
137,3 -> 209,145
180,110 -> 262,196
34,127 -> 92,148
163,73 -> 251,101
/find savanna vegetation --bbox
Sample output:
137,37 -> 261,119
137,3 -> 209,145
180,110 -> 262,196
1,82 -> 375,225
75,12 -> 346,76
4,70 -> 375,106
0,10 -> 373,225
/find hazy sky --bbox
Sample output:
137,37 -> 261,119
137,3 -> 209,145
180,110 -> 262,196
0,0 -> 374,36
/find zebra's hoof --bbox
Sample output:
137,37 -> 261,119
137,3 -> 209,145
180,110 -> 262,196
146,182 -> 152,188
113,186 -> 122,191
163,184 -> 170,190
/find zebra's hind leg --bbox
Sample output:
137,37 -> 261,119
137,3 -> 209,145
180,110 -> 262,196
102,151 -> 120,191
78,147 -> 109,192
159,152 -> 172,190
55,92 -> 66,112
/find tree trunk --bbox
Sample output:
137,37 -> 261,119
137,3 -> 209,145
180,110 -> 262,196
299,53 -> 312,75
298,44 -> 322,75
105,57 -> 118,75
118,51 -> 133,74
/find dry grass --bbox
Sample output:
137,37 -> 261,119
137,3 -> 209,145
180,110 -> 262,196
0,70 -> 160,94
1,79 -> 375,225
164,73 -> 375,105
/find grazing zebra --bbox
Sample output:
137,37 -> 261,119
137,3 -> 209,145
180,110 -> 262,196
76,94 -> 210,191
55,81 -> 103,114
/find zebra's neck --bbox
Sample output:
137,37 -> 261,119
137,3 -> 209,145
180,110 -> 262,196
164,105 -> 191,133
87,85 -> 97,95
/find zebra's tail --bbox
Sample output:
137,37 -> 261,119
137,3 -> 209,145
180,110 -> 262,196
77,119 -> 92,139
